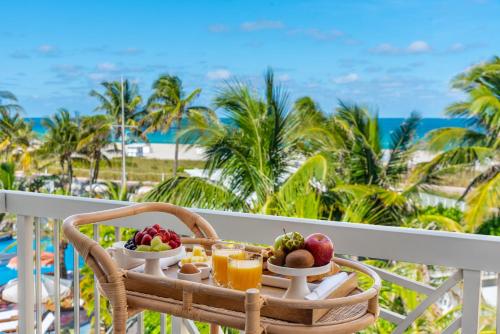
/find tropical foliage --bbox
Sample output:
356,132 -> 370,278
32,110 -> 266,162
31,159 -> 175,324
39,109 -> 81,193
412,56 -> 500,232
0,90 -> 34,171
145,69 -> 328,218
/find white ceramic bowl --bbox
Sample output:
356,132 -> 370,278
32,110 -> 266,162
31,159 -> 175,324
107,241 -> 144,269
192,263 -> 211,279
122,245 -> 184,259
177,269 -> 202,283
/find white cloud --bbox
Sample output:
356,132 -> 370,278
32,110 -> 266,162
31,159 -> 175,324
208,24 -> 229,33
289,28 -> 343,41
37,44 -> 58,56
370,43 -> 399,54
370,41 -> 431,55
207,69 -> 232,80
333,73 -> 359,84
448,43 -> 465,52
118,47 -> 142,55
406,40 -> 431,53
97,62 -> 117,71
88,73 -> 107,81
240,20 -> 284,32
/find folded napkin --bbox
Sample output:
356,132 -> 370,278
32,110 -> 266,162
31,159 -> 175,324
129,248 -> 187,273
305,272 -> 348,300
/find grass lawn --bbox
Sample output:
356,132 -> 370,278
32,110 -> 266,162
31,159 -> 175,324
47,157 -> 206,183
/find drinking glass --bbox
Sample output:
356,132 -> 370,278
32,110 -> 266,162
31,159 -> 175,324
228,252 -> 263,291
211,243 -> 245,287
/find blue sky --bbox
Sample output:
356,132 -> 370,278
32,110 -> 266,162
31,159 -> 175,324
1,0 -> 499,117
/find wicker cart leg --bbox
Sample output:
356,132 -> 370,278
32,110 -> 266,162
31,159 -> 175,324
210,323 -> 219,333
245,289 -> 263,334
112,305 -> 127,334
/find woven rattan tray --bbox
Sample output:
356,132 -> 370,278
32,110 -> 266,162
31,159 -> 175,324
63,202 -> 381,334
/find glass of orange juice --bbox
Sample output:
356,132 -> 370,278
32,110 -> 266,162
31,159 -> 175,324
228,252 -> 263,291
211,243 -> 245,287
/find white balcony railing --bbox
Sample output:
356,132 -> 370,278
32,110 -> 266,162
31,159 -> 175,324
2,189 -> 500,333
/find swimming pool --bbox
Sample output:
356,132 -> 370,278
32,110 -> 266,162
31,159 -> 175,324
0,237 -> 84,286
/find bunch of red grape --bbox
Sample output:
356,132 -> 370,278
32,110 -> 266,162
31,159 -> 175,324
124,224 -> 182,251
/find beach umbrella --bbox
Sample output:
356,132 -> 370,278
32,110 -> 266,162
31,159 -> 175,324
1,275 -> 71,304
7,251 -> 54,270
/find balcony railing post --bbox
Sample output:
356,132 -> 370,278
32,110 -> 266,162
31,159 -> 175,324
171,316 -> 189,334
17,214 -> 35,333
497,274 -> 500,333
462,269 -> 482,333
93,224 -> 100,334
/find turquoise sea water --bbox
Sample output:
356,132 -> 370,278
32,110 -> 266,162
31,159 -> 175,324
29,117 -> 469,149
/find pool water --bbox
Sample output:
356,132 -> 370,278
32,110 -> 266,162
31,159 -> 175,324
0,237 -> 84,286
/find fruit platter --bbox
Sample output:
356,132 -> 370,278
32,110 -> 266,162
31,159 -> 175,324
121,224 -> 185,276
267,231 -> 335,299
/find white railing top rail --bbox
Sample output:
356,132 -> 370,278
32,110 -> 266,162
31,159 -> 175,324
2,190 -> 500,273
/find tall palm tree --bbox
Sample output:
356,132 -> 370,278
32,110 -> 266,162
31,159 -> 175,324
142,74 -> 202,176
412,57 -> 500,231
90,79 -> 143,143
77,115 -> 113,196
40,109 -> 80,193
145,69 -> 327,218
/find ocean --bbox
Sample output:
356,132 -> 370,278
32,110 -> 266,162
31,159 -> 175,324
29,117 -> 469,149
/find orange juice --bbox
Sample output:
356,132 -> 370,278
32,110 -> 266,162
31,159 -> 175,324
228,256 -> 262,291
211,244 -> 244,286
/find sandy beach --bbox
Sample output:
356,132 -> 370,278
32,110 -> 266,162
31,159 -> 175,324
106,143 -> 206,161
107,143 -> 443,164
146,144 -> 206,160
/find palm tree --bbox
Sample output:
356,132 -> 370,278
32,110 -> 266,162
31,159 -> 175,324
0,90 -> 23,115
145,69 -> 327,218
90,80 -> 143,139
77,115 -> 113,195
40,109 -> 80,193
318,101 -> 421,188
142,74 -> 202,176
300,102 -> 421,225
412,57 -> 500,231
0,91 -> 35,172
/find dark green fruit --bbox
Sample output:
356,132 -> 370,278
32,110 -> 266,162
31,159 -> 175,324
274,232 -> 304,253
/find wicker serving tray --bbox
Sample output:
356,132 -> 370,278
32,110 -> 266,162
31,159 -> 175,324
63,202 -> 381,334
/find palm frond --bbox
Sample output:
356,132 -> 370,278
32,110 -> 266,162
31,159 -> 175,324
385,111 -> 421,183
463,172 -> 500,232
264,154 -> 327,218
143,176 -> 247,211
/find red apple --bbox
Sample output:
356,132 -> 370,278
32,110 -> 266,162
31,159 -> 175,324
304,233 -> 334,266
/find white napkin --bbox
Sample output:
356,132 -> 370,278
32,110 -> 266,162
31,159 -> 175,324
129,248 -> 187,273
305,272 -> 348,300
